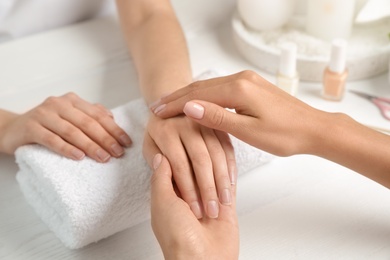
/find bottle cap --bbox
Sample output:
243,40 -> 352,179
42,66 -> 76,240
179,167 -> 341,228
329,39 -> 347,74
279,42 -> 297,78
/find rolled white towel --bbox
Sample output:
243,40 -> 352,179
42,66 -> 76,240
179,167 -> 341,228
15,98 -> 274,249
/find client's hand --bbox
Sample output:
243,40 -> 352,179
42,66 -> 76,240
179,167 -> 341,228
0,92 -> 132,162
150,153 -> 239,260
142,113 -> 236,219
151,70 -> 321,157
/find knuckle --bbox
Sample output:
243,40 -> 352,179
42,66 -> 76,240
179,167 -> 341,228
64,92 -> 78,100
238,70 -> 258,81
60,125 -> 80,140
43,96 -> 58,106
171,162 -> 190,177
216,175 -> 231,188
79,117 -> 97,131
191,153 -> 212,167
210,108 -> 225,127
201,185 -> 217,196
40,133 -> 60,148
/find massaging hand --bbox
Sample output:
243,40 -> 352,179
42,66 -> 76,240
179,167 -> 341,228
0,92 -> 132,162
142,114 -> 236,219
151,70 -> 321,157
150,154 -> 239,260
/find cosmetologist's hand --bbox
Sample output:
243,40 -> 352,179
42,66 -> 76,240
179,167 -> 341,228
150,153 -> 239,260
0,92 -> 132,162
151,70 -> 322,157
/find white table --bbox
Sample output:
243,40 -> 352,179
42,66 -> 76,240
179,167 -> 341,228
1,11 -> 390,260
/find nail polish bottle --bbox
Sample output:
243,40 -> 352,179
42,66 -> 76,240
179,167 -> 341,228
322,39 -> 348,101
276,42 -> 299,96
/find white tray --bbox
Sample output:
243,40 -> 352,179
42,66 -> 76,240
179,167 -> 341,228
232,12 -> 390,82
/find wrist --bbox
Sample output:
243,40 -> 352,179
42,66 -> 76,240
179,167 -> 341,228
0,110 -> 18,153
304,110 -> 351,158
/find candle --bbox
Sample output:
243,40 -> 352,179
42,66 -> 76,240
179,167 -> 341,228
306,0 -> 356,41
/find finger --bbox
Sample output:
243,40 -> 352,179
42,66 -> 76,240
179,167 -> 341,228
153,133 -> 203,219
60,108 -> 125,158
40,113 -> 112,163
181,128 -> 220,219
201,127 -> 232,206
32,124 -> 86,161
143,132 -> 162,168
151,154 -> 176,217
94,103 -> 114,118
70,94 -> 132,148
149,73 -> 239,111
214,130 -> 237,186
153,71 -> 263,118
183,101 -> 256,145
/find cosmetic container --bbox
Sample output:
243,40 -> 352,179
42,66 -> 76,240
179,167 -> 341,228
237,0 -> 295,31
322,39 -> 348,101
306,0 -> 355,41
276,43 -> 299,96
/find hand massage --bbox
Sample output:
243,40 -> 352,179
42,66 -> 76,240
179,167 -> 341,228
1,0 -> 390,259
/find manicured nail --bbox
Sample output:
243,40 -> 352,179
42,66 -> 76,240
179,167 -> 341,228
96,149 -> 110,162
229,165 -> 237,185
154,104 -> 166,115
149,99 -> 161,110
190,201 -> 203,219
120,134 -> 132,147
207,200 -> 219,218
111,143 -> 124,157
184,102 -> 204,119
220,188 -> 232,205
153,154 -> 162,170
71,149 -> 85,160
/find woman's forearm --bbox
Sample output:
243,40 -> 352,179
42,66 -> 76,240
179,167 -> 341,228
310,111 -> 390,187
116,0 -> 192,104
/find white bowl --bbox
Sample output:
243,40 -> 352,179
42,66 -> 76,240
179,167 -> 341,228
232,12 -> 390,82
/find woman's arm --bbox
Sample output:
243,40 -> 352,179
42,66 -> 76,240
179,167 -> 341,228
115,0 -> 192,103
116,0 -> 237,219
152,70 -> 390,188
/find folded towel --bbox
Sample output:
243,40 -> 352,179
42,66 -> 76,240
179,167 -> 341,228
15,99 -> 274,249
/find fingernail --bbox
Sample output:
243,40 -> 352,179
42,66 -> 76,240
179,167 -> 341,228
120,134 -> 132,147
230,165 -> 237,185
220,188 -> 232,205
190,201 -> 203,219
96,149 -> 110,162
153,104 -> 166,115
184,102 -> 204,119
106,110 -> 114,118
153,154 -> 162,170
111,143 -> 124,157
71,149 -> 85,160
207,200 -> 219,218
149,99 -> 161,110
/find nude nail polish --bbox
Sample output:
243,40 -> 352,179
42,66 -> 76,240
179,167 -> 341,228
207,200 -> 219,219
111,143 -> 124,157
183,102 -> 204,119
322,39 -> 348,101
153,104 -> 166,114
190,201 -> 203,219
96,149 -> 110,162
71,149 -> 85,160
220,188 -> 232,205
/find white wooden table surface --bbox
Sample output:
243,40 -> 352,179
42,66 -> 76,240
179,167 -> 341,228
1,4 -> 390,259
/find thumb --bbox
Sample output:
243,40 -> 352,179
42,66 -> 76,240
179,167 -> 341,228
183,101 -> 248,137
150,154 -> 176,210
